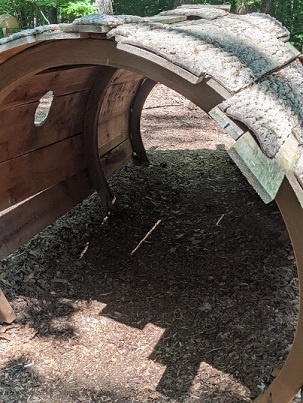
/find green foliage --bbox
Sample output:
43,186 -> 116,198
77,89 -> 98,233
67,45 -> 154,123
293,33 -> 303,50
0,0 -> 96,28
112,0 -> 173,17
62,0 -> 97,20
225,0 -> 303,49
111,0 -> 212,17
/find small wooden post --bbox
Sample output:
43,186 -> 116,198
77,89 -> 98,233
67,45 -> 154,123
0,288 -> 16,323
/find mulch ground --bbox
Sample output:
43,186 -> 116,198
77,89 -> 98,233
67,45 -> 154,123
0,85 -> 299,402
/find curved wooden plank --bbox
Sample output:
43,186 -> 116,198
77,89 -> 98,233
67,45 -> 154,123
83,66 -> 117,209
130,78 -> 157,165
0,288 -> 16,323
254,178 -> 303,402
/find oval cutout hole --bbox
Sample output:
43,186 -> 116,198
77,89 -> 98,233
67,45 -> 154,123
34,90 -> 54,127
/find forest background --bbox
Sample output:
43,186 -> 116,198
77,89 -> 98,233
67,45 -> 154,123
0,0 -> 302,49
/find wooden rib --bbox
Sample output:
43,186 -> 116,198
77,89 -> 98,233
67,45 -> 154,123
98,112 -> 129,154
0,134 -> 85,211
96,69 -> 142,177
0,91 -> 89,163
2,66 -> 100,108
130,78 -> 157,164
101,138 -> 133,178
0,289 -> 16,324
83,66 -> 117,209
0,171 -> 92,259
255,178 -> 303,402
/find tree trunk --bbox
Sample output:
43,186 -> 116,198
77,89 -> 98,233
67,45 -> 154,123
229,0 -> 238,14
95,0 -> 113,15
260,0 -> 272,14
236,0 -> 249,14
49,7 -> 58,24
174,0 -> 186,7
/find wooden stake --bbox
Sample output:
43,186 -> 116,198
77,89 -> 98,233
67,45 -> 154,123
0,288 -> 16,323
216,213 -> 225,226
131,220 -> 161,255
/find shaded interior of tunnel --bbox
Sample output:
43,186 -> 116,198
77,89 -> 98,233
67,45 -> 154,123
0,85 -> 299,401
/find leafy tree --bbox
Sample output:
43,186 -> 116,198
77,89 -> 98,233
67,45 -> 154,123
61,1 -> 97,22
0,0 -> 97,28
231,0 -> 303,49
111,0 -> 216,16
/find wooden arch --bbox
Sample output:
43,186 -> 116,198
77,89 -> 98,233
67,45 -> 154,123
0,5 -> 303,402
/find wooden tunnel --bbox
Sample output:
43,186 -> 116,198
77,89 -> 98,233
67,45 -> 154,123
0,4 -> 303,401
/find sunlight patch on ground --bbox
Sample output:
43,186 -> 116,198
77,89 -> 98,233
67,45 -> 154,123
142,84 -> 235,152
22,300 -> 167,399
188,361 -> 250,400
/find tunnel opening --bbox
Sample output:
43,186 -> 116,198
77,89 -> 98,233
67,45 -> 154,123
0,24 -> 301,399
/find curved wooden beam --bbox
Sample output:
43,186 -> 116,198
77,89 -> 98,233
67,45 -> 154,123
0,288 -> 16,323
130,78 -> 157,165
84,66 -> 117,210
255,178 -> 303,402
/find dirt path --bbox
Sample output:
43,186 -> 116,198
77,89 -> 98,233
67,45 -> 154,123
0,85 -> 299,402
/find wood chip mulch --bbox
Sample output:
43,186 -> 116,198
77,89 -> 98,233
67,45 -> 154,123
0,85 -> 299,402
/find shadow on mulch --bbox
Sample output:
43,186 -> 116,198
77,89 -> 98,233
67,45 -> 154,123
2,149 -> 298,401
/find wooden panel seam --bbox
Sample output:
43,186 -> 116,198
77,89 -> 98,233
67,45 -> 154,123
0,134 -> 86,211
0,171 -> 92,259
101,138 -> 133,179
0,91 -> 89,163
